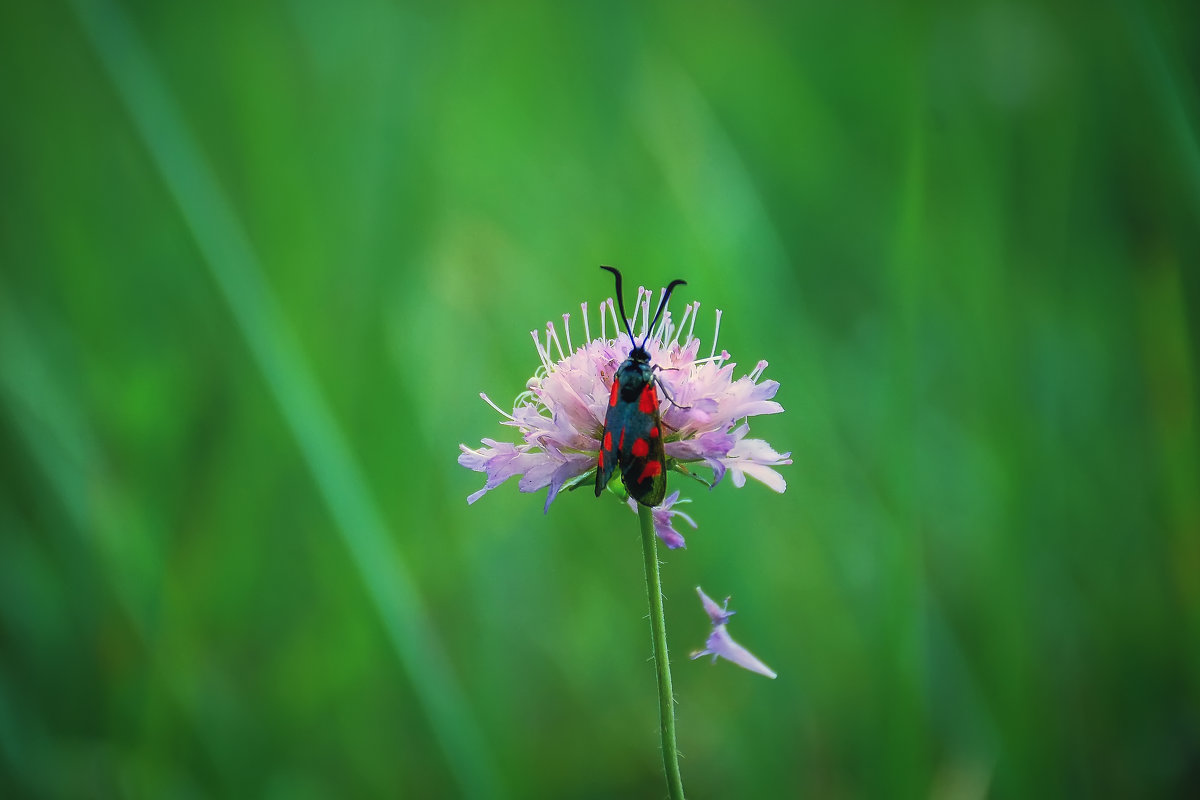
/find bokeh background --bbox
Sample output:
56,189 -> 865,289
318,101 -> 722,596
2,0 -> 1198,797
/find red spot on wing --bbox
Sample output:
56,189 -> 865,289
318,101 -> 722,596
632,438 -> 649,457
609,381 -> 620,407
650,426 -> 659,438
598,451 -> 604,468
618,429 -> 625,451
603,431 -> 612,451
637,460 -> 662,483
638,384 -> 658,414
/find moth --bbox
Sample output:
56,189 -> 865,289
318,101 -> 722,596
595,265 -> 687,507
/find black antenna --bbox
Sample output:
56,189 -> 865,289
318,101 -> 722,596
600,266 -> 687,349
600,265 -> 636,345
645,279 -> 687,347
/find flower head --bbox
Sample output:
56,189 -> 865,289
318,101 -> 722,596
458,281 -> 791,548
690,586 -> 777,679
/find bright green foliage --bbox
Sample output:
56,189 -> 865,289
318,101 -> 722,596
1,0 -> 1197,797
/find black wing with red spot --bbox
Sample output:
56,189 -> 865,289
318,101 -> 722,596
596,361 -> 667,507
617,381 -> 666,506
595,378 -> 621,498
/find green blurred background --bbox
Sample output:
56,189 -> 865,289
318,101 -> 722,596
2,0 -> 1198,797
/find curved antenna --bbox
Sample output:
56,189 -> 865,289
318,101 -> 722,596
644,279 -> 687,347
600,266 -> 687,349
600,265 -> 637,344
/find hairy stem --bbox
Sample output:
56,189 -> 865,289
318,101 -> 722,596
638,503 -> 686,800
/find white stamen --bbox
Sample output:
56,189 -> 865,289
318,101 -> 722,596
673,302 -> 693,348
709,309 -> 723,361
480,392 -> 515,421
607,296 -> 621,342
653,308 -> 670,347
628,286 -> 642,340
530,329 -> 553,373
581,302 -> 591,343
750,360 -> 768,381
562,313 -> 573,353
639,287 -> 650,340
547,321 -> 565,361
687,302 -> 700,345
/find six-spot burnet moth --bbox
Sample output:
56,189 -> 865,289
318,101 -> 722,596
595,265 -> 687,507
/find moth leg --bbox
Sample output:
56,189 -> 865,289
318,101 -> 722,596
651,368 -> 690,411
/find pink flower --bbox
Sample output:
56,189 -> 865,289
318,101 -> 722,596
690,586 -> 777,679
458,282 -> 791,548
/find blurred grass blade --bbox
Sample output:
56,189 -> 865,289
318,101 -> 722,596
1120,0 -> 1200,219
69,0 -> 499,794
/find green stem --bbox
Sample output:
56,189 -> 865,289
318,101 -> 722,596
638,503 -> 686,800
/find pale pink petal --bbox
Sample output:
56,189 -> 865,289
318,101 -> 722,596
625,490 -> 697,549
727,461 -> 788,493
693,626 -> 778,679
690,587 -> 776,679
695,586 -> 733,625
